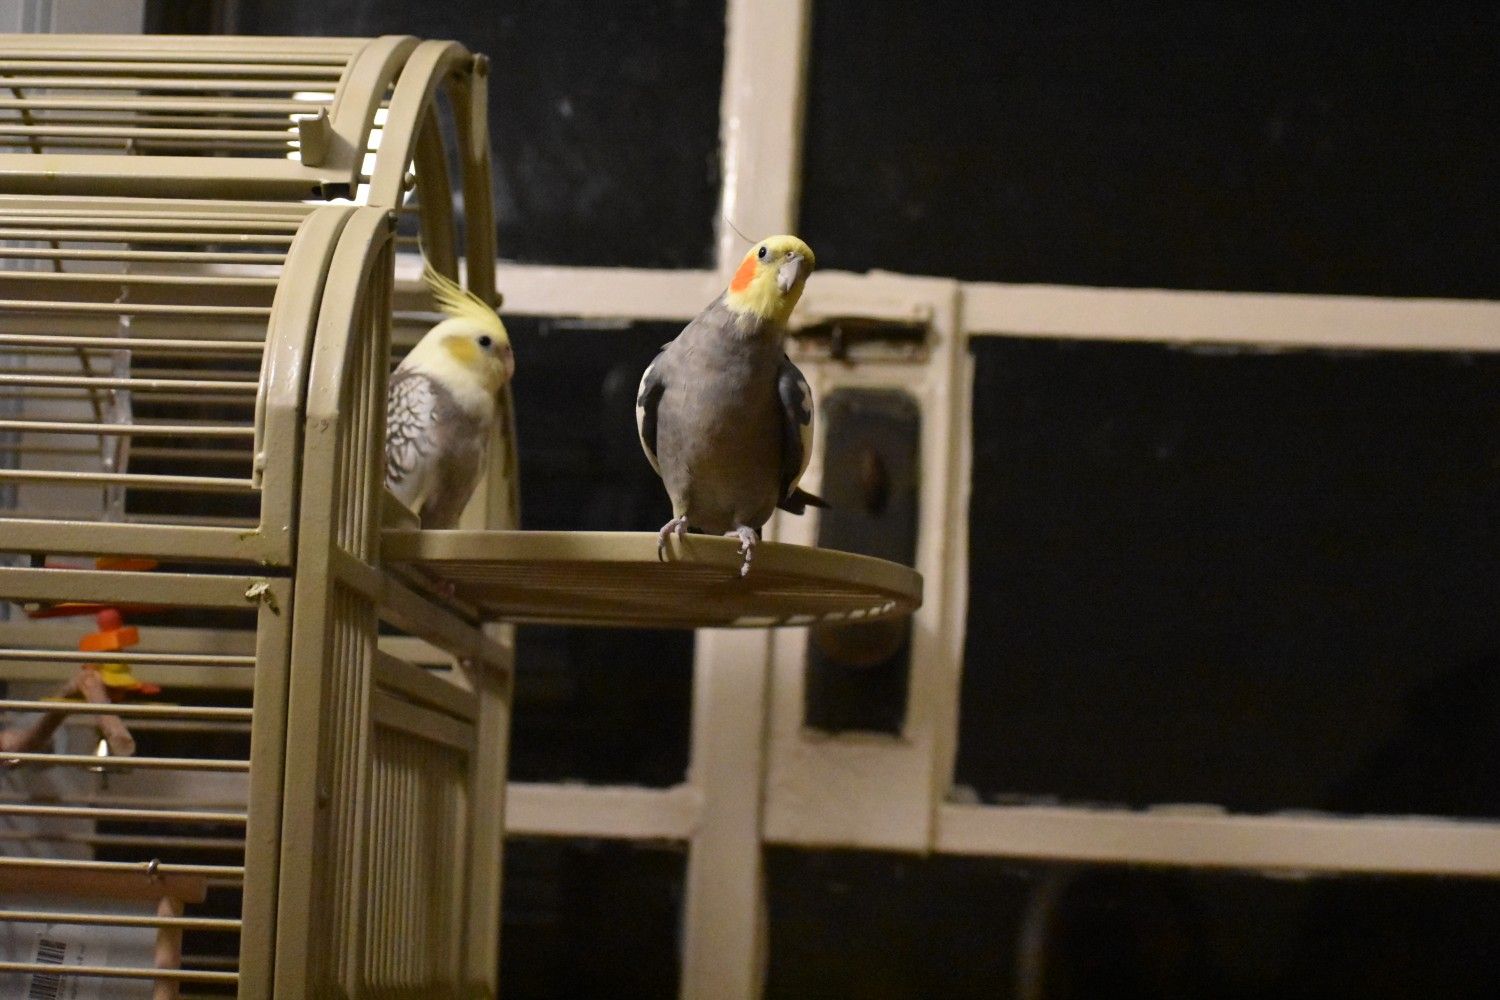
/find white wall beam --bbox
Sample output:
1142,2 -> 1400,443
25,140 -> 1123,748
402,256 -> 1500,352
936,804 -> 1500,878
963,282 -> 1500,351
680,630 -> 778,999
678,2 -> 812,998
506,783 -> 701,841
498,783 -> 1500,881
396,256 -> 718,323
713,0 -> 811,275
456,262 -> 1500,352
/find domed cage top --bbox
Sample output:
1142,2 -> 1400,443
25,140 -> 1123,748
0,30 -> 518,559
0,33 -> 502,304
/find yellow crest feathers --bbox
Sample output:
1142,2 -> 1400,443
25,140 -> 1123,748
421,257 -> 508,343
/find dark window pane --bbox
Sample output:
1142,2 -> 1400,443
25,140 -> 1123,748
503,840 -> 683,999
767,850 -> 1500,1000
145,0 -> 229,33
237,0 -> 723,268
804,389 -> 921,734
508,319 -> 691,786
961,338 -> 1500,814
802,5 -> 1500,297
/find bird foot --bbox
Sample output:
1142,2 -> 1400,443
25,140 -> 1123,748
727,526 -> 758,577
657,516 -> 689,561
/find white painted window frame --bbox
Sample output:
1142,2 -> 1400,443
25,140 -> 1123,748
443,3 -> 1500,997
62,1 -> 1500,997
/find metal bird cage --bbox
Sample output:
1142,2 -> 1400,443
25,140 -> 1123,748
0,32 -> 512,999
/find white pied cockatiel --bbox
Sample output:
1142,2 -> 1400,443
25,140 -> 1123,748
636,234 -> 825,575
385,260 -> 513,528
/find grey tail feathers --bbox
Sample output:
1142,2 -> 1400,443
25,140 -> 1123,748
778,488 -> 830,515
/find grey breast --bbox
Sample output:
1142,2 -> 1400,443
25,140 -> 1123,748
656,301 -> 786,531
420,387 -> 491,529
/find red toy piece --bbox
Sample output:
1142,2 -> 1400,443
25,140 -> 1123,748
77,608 -> 161,699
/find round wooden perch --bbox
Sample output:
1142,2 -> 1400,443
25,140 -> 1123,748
382,529 -> 923,629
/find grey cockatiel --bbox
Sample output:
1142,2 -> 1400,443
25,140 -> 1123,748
386,260 -> 513,528
636,234 -> 825,575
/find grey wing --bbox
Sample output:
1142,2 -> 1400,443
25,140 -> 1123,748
635,350 -> 667,477
418,438 -> 485,529
385,370 -> 440,506
775,355 -> 815,501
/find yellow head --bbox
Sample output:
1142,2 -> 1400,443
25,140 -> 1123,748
724,235 -> 816,325
401,259 -> 514,406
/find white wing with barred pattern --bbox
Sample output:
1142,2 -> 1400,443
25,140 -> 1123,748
385,369 -> 441,513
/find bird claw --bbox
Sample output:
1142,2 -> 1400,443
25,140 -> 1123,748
657,516 -> 689,561
727,526 -> 758,577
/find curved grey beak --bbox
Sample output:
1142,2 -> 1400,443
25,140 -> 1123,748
777,252 -> 808,294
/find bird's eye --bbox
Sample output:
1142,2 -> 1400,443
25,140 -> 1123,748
756,246 -> 768,260
478,335 -> 493,349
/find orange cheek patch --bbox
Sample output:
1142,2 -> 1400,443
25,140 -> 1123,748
730,255 -> 758,293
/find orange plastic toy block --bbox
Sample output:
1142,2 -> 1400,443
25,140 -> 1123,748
78,608 -> 140,653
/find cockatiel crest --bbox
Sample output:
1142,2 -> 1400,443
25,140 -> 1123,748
385,259 -> 513,528
404,259 -> 513,400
